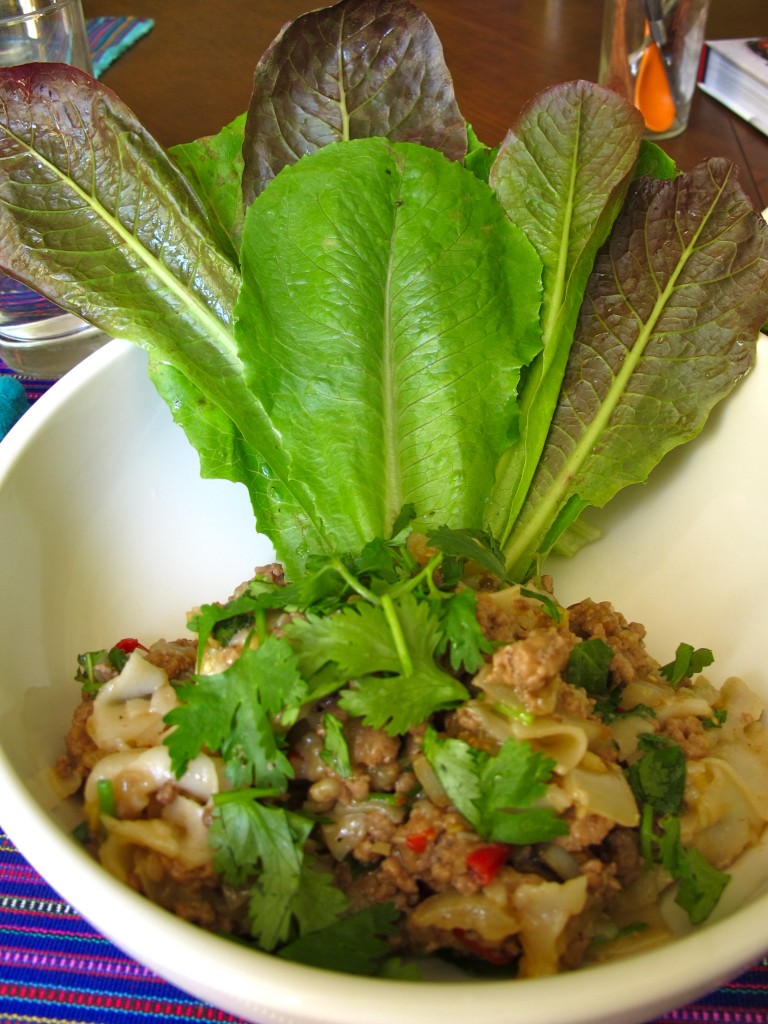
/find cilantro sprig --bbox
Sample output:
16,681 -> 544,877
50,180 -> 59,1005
626,731 -> 729,923
210,790 -> 346,950
422,727 -> 567,844
164,634 -> 307,788
565,637 -> 656,724
277,904 -> 418,977
659,643 -> 715,687
158,531 -> 507,963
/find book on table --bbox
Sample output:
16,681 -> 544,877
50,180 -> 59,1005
697,37 -> 768,138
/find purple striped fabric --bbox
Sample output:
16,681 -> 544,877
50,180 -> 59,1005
87,15 -> 154,78
0,827 -> 247,1022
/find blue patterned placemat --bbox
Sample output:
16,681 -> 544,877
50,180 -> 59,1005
0,826 -> 247,1023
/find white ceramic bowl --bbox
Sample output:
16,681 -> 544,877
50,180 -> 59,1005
1,336 -> 768,1024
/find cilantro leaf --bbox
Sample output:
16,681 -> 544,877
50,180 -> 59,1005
277,556 -> 353,613
423,727 -> 567,843
625,732 -> 686,817
274,856 -> 349,940
210,792 -> 337,950
320,712 -> 352,778
659,643 -> 715,687
437,588 -> 493,673
164,635 -> 307,788
656,815 -> 730,924
422,729 -> 480,823
339,666 -> 467,737
277,903 -> 401,975
337,594 -> 468,735
188,585 -> 274,659
475,737 -> 568,843
210,792 -> 306,888
701,708 -> 728,730
351,537 -> 405,584
390,503 -> 417,539
675,847 -> 730,924
284,601 -> 401,679
426,525 -> 509,580
564,637 -> 614,695
519,587 -> 563,623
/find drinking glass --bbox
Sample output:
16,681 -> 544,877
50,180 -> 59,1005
599,0 -> 710,140
0,0 -> 105,377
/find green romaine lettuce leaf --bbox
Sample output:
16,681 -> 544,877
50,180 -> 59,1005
170,112 -> 247,261
502,158 -> 768,579
236,136 -> 542,558
484,81 -> 644,550
0,64 -> 283,526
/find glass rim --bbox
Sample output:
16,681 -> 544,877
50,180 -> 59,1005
0,0 -> 82,29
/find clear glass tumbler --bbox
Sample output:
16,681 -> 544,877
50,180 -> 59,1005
0,0 -> 92,73
599,0 -> 710,140
0,0 -> 104,377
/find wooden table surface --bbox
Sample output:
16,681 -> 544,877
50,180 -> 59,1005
82,0 -> 768,211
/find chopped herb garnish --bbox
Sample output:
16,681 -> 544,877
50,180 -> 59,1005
423,727 -> 567,844
276,903 -> 405,976
164,635 -> 307,788
96,778 -> 116,817
656,816 -> 730,924
626,732 -> 686,817
436,589 -> 494,673
660,643 -> 715,687
564,637 -> 614,695
320,713 -> 352,778
210,790 -> 345,950
701,708 -> 728,730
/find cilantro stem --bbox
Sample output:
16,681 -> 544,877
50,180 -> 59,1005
255,607 -> 268,646
330,558 -> 381,605
389,553 -> 444,601
213,788 -> 283,805
639,802 -> 655,868
380,593 -> 414,677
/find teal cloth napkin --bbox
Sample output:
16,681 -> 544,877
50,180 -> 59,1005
0,374 -> 29,439
87,15 -> 154,78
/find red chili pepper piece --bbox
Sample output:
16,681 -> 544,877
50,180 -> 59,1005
465,842 -> 510,886
452,928 -> 516,966
405,826 -> 437,853
114,637 -> 148,653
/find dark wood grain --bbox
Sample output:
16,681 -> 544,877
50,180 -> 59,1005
82,0 -> 767,210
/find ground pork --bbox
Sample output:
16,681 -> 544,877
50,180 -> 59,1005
475,590 -> 562,645
483,628 -> 575,715
660,714 -> 716,759
555,811 -> 615,853
567,598 -> 659,685
55,698 -> 99,782
599,827 -> 645,887
136,853 -> 249,934
145,637 -> 197,680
